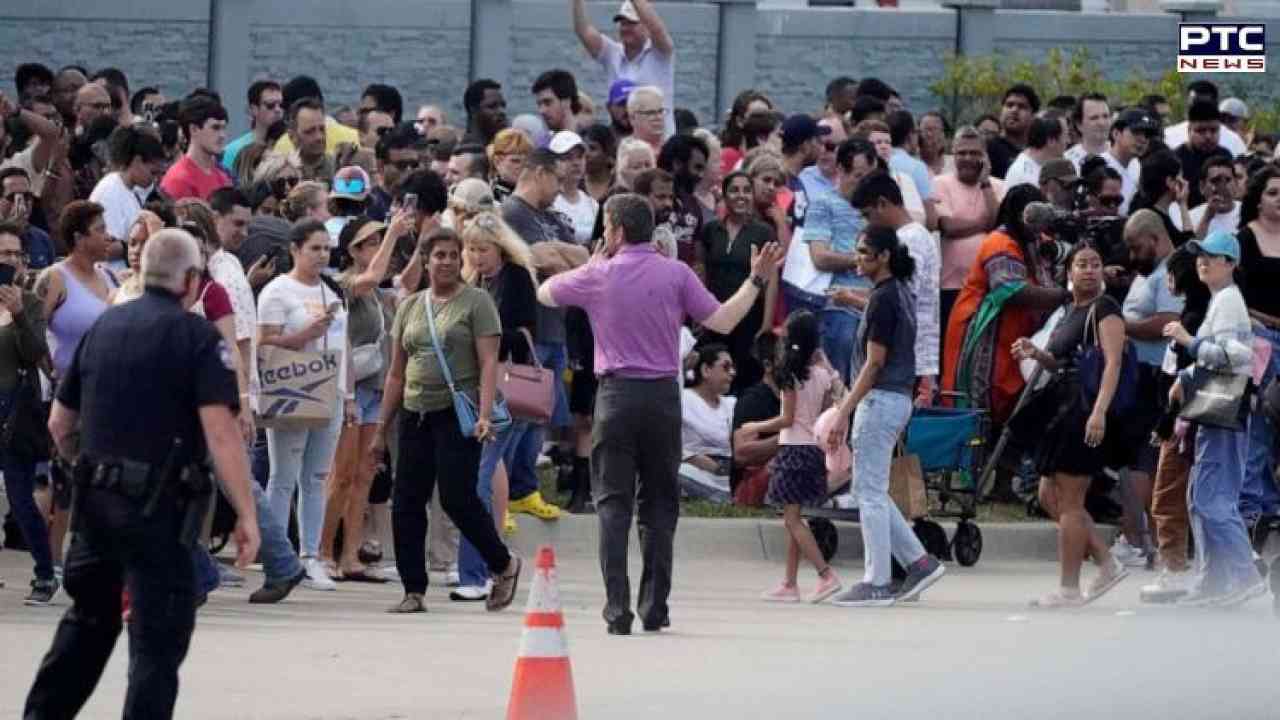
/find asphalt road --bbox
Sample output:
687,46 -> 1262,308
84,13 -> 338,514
0,549 -> 1276,720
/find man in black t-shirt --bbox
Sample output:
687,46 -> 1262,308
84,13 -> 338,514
730,333 -> 781,498
988,84 -> 1039,180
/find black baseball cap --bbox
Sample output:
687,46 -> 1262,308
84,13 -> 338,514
1114,108 -> 1159,136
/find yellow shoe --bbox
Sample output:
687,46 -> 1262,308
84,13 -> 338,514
503,511 -> 518,535
509,491 -> 563,521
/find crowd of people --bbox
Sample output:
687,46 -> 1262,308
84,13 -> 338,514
1,0 -> 1278,622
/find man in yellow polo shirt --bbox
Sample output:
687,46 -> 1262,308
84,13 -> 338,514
273,75 -> 360,157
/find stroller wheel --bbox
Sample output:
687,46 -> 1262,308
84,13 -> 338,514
914,519 -> 952,562
809,518 -> 838,563
951,521 -> 983,567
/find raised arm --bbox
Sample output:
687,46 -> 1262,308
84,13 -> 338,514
571,0 -> 606,59
702,243 -> 783,335
632,0 -> 674,56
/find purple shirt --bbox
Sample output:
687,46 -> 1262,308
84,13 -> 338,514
548,243 -> 719,379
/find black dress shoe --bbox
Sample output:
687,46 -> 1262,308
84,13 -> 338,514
249,568 -> 306,604
642,616 -> 670,632
606,618 -> 632,635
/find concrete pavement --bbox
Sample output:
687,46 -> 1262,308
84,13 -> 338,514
1,542 -> 1276,719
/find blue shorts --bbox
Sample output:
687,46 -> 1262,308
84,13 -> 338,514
354,383 -> 383,425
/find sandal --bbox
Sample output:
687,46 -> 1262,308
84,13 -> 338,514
387,593 -> 426,614
1030,589 -> 1085,609
486,556 -> 522,612
339,567 -> 389,584
1084,559 -> 1129,604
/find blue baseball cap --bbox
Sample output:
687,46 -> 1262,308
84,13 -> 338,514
781,114 -> 831,149
608,79 -> 637,107
1187,230 -> 1240,262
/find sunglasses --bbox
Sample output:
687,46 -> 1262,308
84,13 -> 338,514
271,176 -> 301,196
333,176 -> 367,195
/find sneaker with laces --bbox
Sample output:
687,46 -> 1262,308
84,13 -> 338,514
1212,578 -> 1269,609
807,571 -> 843,604
1177,584 -> 1228,608
302,557 -> 337,591
760,582 -> 800,603
832,582 -> 896,607
509,491 -> 562,521
1110,537 -> 1148,568
388,593 -> 427,613
1139,568 -> 1197,603
249,569 -> 306,604
897,555 -> 946,602
450,582 -> 491,602
25,577 -> 59,606
446,564 -> 461,587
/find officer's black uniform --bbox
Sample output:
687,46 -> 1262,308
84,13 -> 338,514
24,286 -> 239,720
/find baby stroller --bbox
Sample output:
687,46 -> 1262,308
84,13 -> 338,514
806,405 -> 990,567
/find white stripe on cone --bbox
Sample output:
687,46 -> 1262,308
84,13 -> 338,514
524,567 -> 562,613
518,626 -> 570,658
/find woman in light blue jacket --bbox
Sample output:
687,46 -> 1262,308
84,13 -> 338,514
1164,230 -> 1265,608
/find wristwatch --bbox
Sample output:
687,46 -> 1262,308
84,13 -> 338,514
749,274 -> 767,290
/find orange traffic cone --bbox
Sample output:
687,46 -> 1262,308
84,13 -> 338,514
507,545 -> 578,720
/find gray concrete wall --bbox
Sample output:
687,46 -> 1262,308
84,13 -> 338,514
1,0 -> 1274,137
756,8 -> 955,115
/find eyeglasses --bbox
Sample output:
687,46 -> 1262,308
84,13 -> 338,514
0,250 -> 27,261
261,101 -> 283,111
1098,196 -> 1123,209
633,108 -> 665,119
271,176 -> 301,197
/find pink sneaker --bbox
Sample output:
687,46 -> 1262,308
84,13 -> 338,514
807,571 -> 843,604
761,582 -> 801,603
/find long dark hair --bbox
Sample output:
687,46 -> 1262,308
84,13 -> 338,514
863,225 -> 916,282
1239,165 -> 1280,228
996,184 -> 1046,253
1166,246 -> 1210,330
774,311 -> 820,391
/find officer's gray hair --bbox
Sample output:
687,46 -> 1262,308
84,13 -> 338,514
142,229 -> 203,294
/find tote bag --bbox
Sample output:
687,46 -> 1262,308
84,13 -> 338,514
257,285 -> 340,429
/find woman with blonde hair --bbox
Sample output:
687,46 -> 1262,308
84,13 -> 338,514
692,128 -> 723,222
281,181 -> 332,224
451,211 -> 538,601
614,137 -> 656,191
487,128 -> 534,203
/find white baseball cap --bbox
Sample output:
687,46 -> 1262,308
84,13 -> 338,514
1219,97 -> 1249,120
547,131 -> 585,155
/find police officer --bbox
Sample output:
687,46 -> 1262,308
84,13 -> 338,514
23,229 -> 260,720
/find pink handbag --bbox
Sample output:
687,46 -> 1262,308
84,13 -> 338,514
499,328 -> 556,425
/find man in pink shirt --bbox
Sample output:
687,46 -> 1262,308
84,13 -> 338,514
160,95 -> 231,201
538,193 -> 781,635
930,126 -> 1005,337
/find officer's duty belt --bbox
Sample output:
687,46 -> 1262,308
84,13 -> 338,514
82,458 -> 156,500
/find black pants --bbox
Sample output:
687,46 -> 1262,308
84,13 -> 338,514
392,407 -> 511,595
592,377 -> 682,626
24,490 -> 196,720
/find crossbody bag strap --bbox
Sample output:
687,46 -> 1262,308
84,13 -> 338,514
1082,301 -> 1099,349
422,293 -> 457,392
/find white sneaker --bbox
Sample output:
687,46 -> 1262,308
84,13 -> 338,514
1110,537 -> 1147,568
449,581 -> 491,602
1140,568 -> 1197,603
446,564 -> 460,587
302,558 -> 337,591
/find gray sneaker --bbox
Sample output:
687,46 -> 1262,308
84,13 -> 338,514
1212,578 -> 1269,609
832,582 -> 896,607
219,565 -> 246,588
897,556 -> 946,602
24,578 -> 59,606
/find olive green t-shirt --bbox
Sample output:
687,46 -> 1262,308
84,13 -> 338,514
392,286 -> 501,413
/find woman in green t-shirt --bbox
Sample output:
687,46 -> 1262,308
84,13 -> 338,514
371,227 -> 521,613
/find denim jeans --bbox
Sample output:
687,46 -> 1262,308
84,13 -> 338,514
249,477 -> 302,583
820,309 -> 862,387
1189,420 -> 1262,594
509,342 -> 569,500
265,400 -> 342,557
2,443 -> 55,580
851,389 -> 925,586
1241,325 -> 1280,521
458,420 -> 532,587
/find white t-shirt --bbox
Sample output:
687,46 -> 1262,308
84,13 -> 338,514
1170,201 -> 1240,237
1064,143 -> 1108,171
596,36 -> 675,138
257,274 -> 350,395
893,169 -> 926,227
680,388 -> 736,460
89,172 -> 148,242
1002,151 -> 1043,189
1165,121 -> 1246,157
553,191 -> 599,246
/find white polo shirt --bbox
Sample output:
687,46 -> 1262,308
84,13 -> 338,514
596,36 -> 675,138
